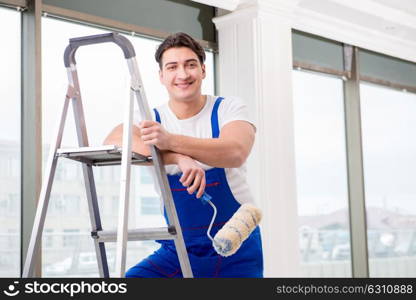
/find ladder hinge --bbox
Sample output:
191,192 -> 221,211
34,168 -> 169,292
91,231 -> 99,239
130,83 -> 142,92
168,225 -> 177,235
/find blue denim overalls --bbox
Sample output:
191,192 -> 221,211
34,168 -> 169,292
125,97 -> 263,278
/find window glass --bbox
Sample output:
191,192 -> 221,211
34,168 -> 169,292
140,197 -> 160,215
292,70 -> 352,277
0,6 -> 21,278
360,83 -> 416,277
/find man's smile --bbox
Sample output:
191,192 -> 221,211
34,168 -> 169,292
174,81 -> 194,89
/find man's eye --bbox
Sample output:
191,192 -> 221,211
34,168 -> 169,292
167,66 -> 176,70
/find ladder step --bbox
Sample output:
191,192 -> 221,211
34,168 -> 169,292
56,145 -> 152,166
92,226 -> 177,242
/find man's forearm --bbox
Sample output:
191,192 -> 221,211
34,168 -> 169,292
160,150 -> 185,165
168,134 -> 244,168
103,125 -> 183,166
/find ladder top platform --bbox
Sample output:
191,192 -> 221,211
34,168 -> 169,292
56,145 -> 152,166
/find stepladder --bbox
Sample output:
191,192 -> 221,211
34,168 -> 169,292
22,32 -> 193,278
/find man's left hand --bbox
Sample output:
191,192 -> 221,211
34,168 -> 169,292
138,120 -> 173,150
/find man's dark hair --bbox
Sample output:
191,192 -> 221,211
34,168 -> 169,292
155,32 -> 205,69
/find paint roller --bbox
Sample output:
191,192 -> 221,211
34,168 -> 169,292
199,192 -> 262,257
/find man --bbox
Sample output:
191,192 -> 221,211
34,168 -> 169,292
103,32 -> 263,277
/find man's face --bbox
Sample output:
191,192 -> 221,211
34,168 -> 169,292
159,47 -> 206,102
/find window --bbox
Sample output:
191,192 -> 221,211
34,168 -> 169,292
44,229 -> 54,249
140,168 -> 153,185
63,229 -> 80,247
63,195 -> 80,215
141,197 -> 160,215
48,194 -> 63,216
94,167 -> 105,183
292,70 -> 352,277
0,194 -> 18,217
110,196 -> 119,216
360,83 -> 416,277
42,17 -> 215,277
65,163 -> 78,181
0,6 -> 21,278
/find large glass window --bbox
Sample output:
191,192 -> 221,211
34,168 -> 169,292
42,17 -> 214,277
292,70 -> 352,277
360,83 -> 416,277
0,6 -> 21,278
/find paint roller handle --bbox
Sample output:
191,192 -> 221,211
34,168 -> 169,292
199,192 -> 212,205
185,174 -> 211,204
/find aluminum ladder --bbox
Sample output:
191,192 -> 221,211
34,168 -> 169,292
22,32 -> 193,278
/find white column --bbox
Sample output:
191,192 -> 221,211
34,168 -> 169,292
213,0 -> 301,277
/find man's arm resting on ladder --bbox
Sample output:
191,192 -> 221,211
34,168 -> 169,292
103,123 -> 191,165
138,120 -> 256,168
103,124 -> 207,198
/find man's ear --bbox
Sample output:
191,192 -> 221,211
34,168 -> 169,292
202,64 -> 206,79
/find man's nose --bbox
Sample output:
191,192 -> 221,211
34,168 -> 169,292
177,66 -> 189,79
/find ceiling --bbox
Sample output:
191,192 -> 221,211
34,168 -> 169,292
192,0 -> 416,61
298,0 -> 416,43
375,0 -> 416,15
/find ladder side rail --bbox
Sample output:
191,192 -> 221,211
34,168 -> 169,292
114,86 -> 134,277
126,58 -> 194,278
69,66 -> 109,277
22,86 -> 72,277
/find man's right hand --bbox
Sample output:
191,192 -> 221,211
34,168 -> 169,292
176,154 -> 206,199
103,124 -> 151,157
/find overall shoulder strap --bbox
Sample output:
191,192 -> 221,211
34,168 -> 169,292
210,97 -> 224,138
153,108 -> 161,123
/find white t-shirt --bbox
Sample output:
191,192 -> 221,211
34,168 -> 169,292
134,95 -> 255,205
